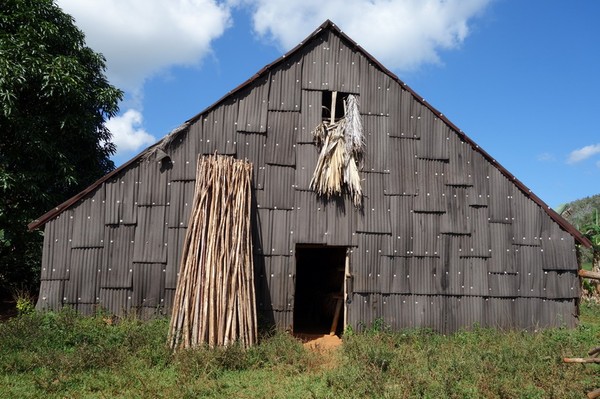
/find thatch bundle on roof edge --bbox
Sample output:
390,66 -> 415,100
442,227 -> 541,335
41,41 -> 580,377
310,93 -> 364,206
168,154 -> 257,350
142,121 -> 190,161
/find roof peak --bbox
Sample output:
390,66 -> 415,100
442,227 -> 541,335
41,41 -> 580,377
320,19 -> 336,28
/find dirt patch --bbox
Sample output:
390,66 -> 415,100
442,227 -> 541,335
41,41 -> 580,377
297,333 -> 343,371
297,333 -> 342,351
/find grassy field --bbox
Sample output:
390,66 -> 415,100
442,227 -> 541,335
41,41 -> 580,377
1,304 -> 599,399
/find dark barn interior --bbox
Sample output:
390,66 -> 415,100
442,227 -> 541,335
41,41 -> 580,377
294,246 -> 346,335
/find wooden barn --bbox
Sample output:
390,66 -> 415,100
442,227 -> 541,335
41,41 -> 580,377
31,21 -> 591,334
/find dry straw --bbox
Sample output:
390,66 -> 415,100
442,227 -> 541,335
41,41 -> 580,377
168,154 -> 257,350
310,92 -> 364,206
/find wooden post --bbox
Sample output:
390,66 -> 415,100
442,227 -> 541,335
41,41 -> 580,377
579,269 -> 600,280
329,298 -> 343,336
588,388 -> 600,399
331,91 -> 337,124
563,357 -> 600,363
587,388 -> 600,399
343,248 -> 350,333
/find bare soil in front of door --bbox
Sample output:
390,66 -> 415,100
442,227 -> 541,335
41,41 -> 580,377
297,332 -> 343,351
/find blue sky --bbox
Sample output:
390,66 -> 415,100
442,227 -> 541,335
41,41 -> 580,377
57,0 -> 599,208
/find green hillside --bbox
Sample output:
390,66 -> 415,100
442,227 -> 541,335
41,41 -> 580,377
559,194 -> 600,231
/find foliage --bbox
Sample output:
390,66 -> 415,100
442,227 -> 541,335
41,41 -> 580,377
1,306 -> 599,398
560,194 -> 600,231
583,221 -> 600,251
0,0 -> 123,294
560,194 -> 600,265
13,289 -> 35,315
581,215 -> 600,298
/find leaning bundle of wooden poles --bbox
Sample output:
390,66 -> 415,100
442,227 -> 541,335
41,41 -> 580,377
168,154 -> 257,350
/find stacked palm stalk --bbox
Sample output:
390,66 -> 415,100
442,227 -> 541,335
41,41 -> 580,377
310,92 -> 364,206
168,154 -> 257,350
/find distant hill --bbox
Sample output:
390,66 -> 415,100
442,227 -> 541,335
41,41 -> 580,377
558,194 -> 600,231
558,194 -> 599,264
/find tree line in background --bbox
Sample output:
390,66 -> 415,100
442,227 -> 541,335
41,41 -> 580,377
0,0 -> 122,297
560,193 -> 600,266
560,194 -> 600,298
560,194 -> 600,232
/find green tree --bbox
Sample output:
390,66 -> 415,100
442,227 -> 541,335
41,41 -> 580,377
559,195 -> 600,265
582,211 -> 600,270
559,194 -> 600,231
0,0 -> 123,295
580,212 -> 600,298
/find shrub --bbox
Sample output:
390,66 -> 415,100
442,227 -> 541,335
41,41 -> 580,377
13,289 -> 35,316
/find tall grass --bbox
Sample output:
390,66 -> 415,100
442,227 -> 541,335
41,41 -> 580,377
0,305 -> 598,398
328,322 -> 599,398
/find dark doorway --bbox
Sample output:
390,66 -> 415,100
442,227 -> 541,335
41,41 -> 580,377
294,245 -> 346,336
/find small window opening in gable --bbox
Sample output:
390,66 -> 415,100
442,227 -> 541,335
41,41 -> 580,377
322,90 -> 350,122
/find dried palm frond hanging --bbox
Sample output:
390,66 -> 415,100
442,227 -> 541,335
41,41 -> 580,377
310,92 -> 364,206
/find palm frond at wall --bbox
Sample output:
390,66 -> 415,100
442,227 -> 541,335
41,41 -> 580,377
310,92 -> 364,206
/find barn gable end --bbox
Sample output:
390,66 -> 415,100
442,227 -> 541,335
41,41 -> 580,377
34,21 -> 586,332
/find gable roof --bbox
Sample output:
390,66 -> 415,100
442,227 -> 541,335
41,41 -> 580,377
28,20 -> 592,248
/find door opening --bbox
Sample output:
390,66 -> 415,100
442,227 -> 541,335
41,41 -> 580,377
294,245 -> 346,336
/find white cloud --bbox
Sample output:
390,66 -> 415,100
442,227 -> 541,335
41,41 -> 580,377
567,144 -> 600,164
105,109 -> 156,154
238,0 -> 491,71
57,0 -> 231,94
